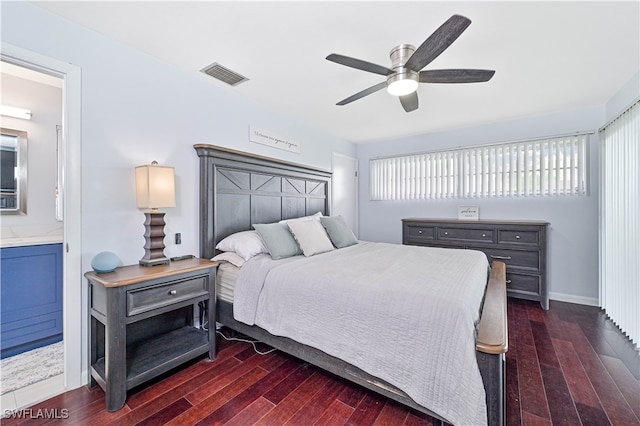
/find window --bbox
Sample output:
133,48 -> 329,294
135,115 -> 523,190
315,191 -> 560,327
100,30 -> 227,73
370,134 -> 589,200
599,99 -> 639,347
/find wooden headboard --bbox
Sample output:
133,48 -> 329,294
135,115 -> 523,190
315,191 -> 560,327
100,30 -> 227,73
194,144 -> 332,259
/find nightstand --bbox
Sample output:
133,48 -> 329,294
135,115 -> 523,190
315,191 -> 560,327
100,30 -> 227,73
85,258 -> 218,411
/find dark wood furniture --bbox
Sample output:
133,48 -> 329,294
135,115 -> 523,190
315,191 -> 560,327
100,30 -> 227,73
403,218 -> 549,310
195,144 -> 508,425
0,243 -> 63,359
85,258 -> 217,411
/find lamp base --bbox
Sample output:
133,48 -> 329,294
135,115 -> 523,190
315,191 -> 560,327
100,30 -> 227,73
139,211 -> 170,267
139,257 -> 170,267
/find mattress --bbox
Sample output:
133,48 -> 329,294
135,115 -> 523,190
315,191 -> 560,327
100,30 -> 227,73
216,261 -> 239,303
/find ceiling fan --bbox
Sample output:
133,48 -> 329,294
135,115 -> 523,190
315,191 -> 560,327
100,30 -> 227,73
326,14 -> 495,113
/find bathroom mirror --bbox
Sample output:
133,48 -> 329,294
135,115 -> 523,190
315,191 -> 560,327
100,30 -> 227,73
1,128 -> 27,215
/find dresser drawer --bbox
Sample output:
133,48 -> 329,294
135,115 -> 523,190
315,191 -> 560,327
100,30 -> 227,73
404,223 -> 436,242
498,229 -> 539,246
506,273 -> 540,296
438,227 -> 494,243
127,277 -> 208,317
481,248 -> 540,270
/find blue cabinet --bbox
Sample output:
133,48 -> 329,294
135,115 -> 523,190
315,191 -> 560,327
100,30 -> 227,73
0,243 -> 63,359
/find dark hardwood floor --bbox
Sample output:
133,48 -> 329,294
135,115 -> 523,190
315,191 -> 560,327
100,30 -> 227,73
3,299 -> 638,425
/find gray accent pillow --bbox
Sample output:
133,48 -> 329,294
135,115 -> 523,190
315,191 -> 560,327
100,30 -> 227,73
253,223 -> 302,260
320,215 -> 358,248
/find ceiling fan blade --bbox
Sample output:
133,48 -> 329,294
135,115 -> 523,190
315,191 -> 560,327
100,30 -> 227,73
326,54 -> 393,76
336,82 -> 387,105
419,69 -> 495,83
399,92 -> 419,112
404,15 -> 472,72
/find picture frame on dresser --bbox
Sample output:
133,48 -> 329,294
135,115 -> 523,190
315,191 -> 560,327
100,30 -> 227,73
403,218 -> 549,310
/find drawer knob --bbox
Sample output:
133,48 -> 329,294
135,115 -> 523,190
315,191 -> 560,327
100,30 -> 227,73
444,232 -> 449,235
482,233 -> 487,237
169,290 -> 177,295
515,235 -> 521,239
418,230 -> 423,234
506,280 -> 512,284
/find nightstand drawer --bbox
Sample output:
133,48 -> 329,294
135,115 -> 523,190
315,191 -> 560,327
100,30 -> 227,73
482,248 -> 539,270
438,227 -> 494,243
506,273 -> 540,296
498,229 -> 539,245
127,277 -> 208,316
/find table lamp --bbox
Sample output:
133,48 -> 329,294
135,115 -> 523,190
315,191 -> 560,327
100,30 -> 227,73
135,161 -> 175,266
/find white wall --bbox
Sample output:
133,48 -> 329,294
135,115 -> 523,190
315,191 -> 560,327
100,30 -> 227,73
605,70 -> 639,121
357,105 -> 604,305
0,73 -> 63,239
1,2 -> 355,267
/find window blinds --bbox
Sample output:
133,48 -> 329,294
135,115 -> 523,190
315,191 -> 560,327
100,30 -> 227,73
370,134 -> 589,200
600,99 -> 639,347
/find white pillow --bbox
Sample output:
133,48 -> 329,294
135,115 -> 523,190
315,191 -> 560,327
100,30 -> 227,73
279,211 -> 323,224
212,251 -> 245,267
215,230 -> 268,261
287,219 -> 334,257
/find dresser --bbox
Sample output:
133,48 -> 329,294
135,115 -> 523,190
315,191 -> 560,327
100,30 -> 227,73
402,218 -> 549,309
85,258 -> 217,411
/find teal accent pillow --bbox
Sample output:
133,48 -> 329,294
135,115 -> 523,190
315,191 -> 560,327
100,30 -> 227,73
320,215 -> 358,248
253,222 -> 302,260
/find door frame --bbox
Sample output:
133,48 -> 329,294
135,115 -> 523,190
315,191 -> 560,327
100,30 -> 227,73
331,152 -> 359,237
2,43 -> 84,389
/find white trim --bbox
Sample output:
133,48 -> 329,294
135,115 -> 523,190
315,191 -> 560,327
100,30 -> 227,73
2,43 -> 84,390
549,292 -> 599,307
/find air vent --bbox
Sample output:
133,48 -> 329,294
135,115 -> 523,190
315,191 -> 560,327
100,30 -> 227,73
200,62 -> 248,87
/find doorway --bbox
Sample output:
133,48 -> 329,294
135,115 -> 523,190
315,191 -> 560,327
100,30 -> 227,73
331,153 -> 358,237
1,44 -> 82,412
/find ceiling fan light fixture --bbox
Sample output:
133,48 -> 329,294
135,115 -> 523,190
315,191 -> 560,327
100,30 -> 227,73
387,72 -> 419,96
327,15 -> 492,111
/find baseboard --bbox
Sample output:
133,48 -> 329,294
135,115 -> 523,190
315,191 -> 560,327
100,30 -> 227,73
549,292 -> 599,307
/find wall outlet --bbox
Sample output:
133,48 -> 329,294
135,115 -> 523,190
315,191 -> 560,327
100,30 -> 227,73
175,233 -> 181,244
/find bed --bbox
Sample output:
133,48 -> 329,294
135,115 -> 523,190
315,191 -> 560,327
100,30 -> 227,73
195,144 -> 507,425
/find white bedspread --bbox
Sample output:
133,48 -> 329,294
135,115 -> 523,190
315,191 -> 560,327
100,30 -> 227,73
233,241 -> 489,425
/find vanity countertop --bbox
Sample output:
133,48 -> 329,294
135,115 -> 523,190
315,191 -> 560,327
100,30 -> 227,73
1,235 -> 64,248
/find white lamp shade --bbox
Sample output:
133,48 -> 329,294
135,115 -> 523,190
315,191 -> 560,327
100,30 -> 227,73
135,163 -> 176,209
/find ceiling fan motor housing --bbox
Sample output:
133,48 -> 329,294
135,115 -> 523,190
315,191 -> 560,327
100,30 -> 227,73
387,44 -> 419,96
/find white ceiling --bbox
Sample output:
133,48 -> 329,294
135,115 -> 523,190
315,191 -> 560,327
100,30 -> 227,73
32,1 -> 639,143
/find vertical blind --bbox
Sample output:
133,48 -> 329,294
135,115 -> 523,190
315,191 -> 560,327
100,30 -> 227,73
370,134 -> 589,200
600,99 -> 639,348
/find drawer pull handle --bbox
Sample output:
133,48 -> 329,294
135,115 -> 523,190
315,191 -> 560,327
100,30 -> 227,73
169,290 -> 177,295
418,230 -> 423,234
515,235 -> 521,239
490,255 -> 512,260
506,280 -> 512,284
